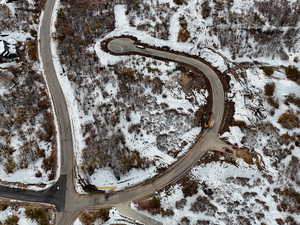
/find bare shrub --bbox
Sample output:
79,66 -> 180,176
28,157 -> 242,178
79,208 -> 110,225
201,1 -> 211,19
180,176 -> 199,197
175,199 -> 186,209
267,97 -> 279,109
4,215 -> 19,225
278,112 -> 300,129
25,207 -> 51,225
0,200 -> 9,211
179,217 -> 190,225
42,149 -> 57,181
173,0 -> 186,5
35,0 -> 47,11
26,40 -> 38,61
190,196 -> 217,215
178,17 -> 190,42
264,82 -> 275,96
274,188 -> 300,213
285,94 -> 300,108
285,66 -> 300,84
137,196 -> 173,216
4,157 -> 16,174
41,112 -> 55,142
35,171 -> 42,178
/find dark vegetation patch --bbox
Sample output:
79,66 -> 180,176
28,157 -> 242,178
285,94 -> 300,108
285,66 -> 300,84
278,112 -> 300,129
219,101 -> 235,134
261,66 -> 275,76
201,1 -> 211,19
264,82 -> 275,96
25,208 -> 51,225
173,0 -> 187,5
286,156 -> 300,185
198,150 -> 237,167
79,208 -> 110,225
136,196 -> 174,217
3,215 -> 19,225
190,196 -> 217,216
274,188 -> 300,213
179,176 -> 199,197
267,97 -> 279,109
177,16 -> 190,42
0,200 -> 54,225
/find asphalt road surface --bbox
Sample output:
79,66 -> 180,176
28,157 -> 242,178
0,0 -> 233,224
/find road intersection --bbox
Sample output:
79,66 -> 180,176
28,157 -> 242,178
0,1 -> 236,224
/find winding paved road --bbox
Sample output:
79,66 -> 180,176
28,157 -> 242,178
0,1 -> 234,224
52,34 -> 232,223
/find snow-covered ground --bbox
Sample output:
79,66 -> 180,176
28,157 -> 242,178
134,152 -> 299,225
0,208 -> 37,225
73,208 -> 135,225
0,0 -> 58,189
0,200 -> 54,225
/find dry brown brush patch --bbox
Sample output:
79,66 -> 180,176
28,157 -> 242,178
0,200 -> 54,225
278,112 -> 300,129
3,215 -> 19,225
261,66 -> 275,76
285,94 -> 300,108
264,82 -> 275,96
79,208 -> 110,225
136,196 -> 174,217
25,207 -> 52,225
285,66 -> 300,84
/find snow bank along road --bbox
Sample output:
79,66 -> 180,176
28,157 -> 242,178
0,0 -> 235,224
